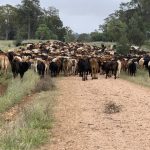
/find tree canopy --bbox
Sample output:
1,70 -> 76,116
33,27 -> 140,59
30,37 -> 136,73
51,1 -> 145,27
0,0 -> 67,41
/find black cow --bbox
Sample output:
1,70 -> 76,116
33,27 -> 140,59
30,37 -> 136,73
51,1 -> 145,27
77,58 -> 91,81
7,52 -> 31,78
103,60 -> 118,79
128,60 -> 137,76
49,62 -> 59,77
11,60 -> 31,78
37,61 -> 45,78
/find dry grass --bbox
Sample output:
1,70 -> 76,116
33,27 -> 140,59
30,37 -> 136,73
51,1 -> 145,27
104,101 -> 122,114
34,76 -> 55,93
0,72 -> 56,150
0,70 -> 39,113
121,69 -> 150,88
0,90 -> 56,150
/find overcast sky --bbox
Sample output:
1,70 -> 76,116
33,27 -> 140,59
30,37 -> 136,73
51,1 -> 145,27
0,0 -> 130,33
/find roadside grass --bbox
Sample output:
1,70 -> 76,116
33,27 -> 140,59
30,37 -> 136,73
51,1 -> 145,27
88,41 -> 115,47
0,82 -> 56,150
0,70 -> 39,113
0,40 -> 15,51
0,39 -> 56,52
0,73 -> 56,150
121,69 -> 150,88
142,40 -> 150,51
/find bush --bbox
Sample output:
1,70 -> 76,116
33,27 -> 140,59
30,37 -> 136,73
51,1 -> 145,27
104,101 -> 121,114
34,76 -> 55,93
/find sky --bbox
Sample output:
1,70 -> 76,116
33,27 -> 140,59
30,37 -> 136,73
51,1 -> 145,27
0,0 -> 130,33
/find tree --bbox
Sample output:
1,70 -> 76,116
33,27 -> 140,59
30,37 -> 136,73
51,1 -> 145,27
17,0 -> 42,39
106,17 -> 127,42
116,35 -> 130,55
128,13 -> 145,46
90,31 -> 104,41
0,5 -> 17,40
77,33 -> 91,42
64,26 -> 76,42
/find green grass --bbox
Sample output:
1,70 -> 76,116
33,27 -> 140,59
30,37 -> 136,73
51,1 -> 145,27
0,84 -> 56,150
142,40 -> 150,51
0,40 -> 15,51
0,70 -> 39,113
0,39 -> 56,52
88,41 -> 116,47
121,69 -> 150,88
0,73 -> 56,150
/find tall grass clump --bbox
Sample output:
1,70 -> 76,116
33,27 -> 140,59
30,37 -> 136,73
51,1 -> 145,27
0,89 -> 55,150
34,75 -> 55,93
0,70 -> 39,113
0,40 -> 15,51
121,69 -> 150,88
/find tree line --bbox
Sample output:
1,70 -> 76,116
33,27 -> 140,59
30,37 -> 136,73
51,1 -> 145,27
0,0 -> 68,42
0,0 -> 149,51
72,0 -> 150,54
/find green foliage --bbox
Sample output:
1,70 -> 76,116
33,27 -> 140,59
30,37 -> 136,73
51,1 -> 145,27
106,18 -> 127,42
35,24 -> 51,40
0,1 -> 66,40
77,33 -> 91,42
128,13 -> 145,46
90,31 -> 104,41
64,27 -> 76,42
116,35 -> 130,55
100,0 -> 149,46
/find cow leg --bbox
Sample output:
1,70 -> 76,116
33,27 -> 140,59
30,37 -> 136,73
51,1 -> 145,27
20,72 -> 24,79
114,71 -> 117,79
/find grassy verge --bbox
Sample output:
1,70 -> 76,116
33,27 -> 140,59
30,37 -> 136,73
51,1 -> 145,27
121,69 -> 150,88
0,40 -> 15,51
0,75 -> 56,150
0,70 -> 39,113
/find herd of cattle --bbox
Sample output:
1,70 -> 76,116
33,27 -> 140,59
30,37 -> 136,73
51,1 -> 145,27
0,40 -> 150,81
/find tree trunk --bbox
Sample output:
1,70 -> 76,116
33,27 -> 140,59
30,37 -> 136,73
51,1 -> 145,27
28,17 -> 31,39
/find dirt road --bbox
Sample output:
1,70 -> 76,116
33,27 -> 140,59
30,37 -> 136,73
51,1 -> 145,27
39,76 -> 150,150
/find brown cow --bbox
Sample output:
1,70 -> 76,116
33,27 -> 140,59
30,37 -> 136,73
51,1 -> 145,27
0,54 -> 10,74
90,57 -> 99,79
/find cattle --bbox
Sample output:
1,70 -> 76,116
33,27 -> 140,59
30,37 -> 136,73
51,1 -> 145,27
117,60 -> 121,78
36,60 -> 46,78
139,58 -> 144,69
90,57 -> 99,79
128,60 -> 137,76
49,61 -> 59,77
148,61 -> 150,77
77,57 -> 91,81
121,58 -> 128,72
71,59 -> 78,75
104,60 -> 118,79
7,52 -> 31,78
0,54 -> 10,74
62,57 -> 73,76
